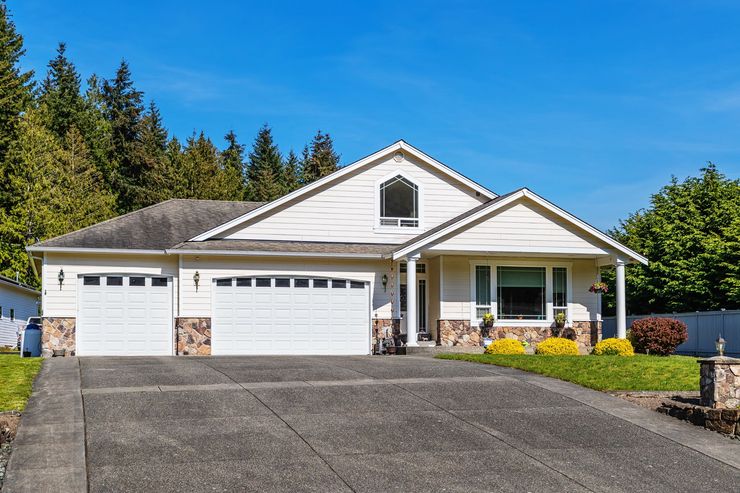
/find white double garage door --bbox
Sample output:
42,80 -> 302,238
77,274 -> 370,356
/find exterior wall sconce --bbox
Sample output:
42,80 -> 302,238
193,270 -> 201,292
58,268 -> 65,290
716,334 -> 726,357
381,274 -> 388,292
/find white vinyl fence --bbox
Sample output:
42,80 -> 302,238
602,310 -> 740,357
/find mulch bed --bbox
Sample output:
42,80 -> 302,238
0,411 -> 21,490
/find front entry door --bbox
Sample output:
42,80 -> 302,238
400,278 -> 427,338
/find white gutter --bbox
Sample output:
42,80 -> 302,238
26,246 -> 168,255
165,249 -> 386,259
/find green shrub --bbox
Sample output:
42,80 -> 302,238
536,337 -> 579,355
485,338 -> 525,355
592,338 -> 634,356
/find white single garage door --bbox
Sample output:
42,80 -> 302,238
77,274 -> 173,356
212,276 -> 370,355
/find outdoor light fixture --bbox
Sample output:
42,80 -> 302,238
716,334 -> 726,357
57,268 -> 65,290
381,274 -> 388,291
193,270 -> 201,292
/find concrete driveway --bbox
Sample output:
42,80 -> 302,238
6,355 -> 740,492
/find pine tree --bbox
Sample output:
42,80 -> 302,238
79,74 -> 114,186
221,130 -> 247,199
136,101 -> 169,206
301,130 -> 340,184
0,2 -> 34,167
102,60 -> 145,212
38,42 -> 85,139
246,124 -> 283,201
179,132 -> 239,200
282,149 -> 301,194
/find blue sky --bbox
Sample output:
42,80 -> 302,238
11,1 -> 740,229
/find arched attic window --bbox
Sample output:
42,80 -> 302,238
379,175 -> 419,227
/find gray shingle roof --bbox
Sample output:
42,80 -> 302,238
170,240 -> 396,256
31,199 -> 264,250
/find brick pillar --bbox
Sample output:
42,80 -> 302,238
699,356 -> 740,409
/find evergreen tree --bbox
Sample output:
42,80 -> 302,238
38,42 -> 85,139
301,130 -> 340,184
0,1 -> 34,167
79,74 -> 114,186
180,132 -> 240,200
221,130 -> 247,198
136,101 -> 169,206
102,60 -> 145,212
603,163 -> 740,314
246,124 -> 283,201
282,149 -> 301,194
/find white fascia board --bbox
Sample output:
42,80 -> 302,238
166,249 -> 386,259
189,140 -> 497,242
393,189 -> 649,265
26,246 -> 168,255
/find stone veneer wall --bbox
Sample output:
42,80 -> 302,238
439,319 -> 601,354
176,318 -> 211,355
699,357 -> 740,409
41,317 -> 76,357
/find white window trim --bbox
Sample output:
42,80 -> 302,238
373,170 -> 424,232
469,259 -> 572,327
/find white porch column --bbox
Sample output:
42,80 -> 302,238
406,254 -> 420,347
615,259 -> 627,339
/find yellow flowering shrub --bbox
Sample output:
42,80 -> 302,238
592,338 -> 634,356
535,337 -> 579,355
484,338 -> 525,355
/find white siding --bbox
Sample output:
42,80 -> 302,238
0,283 -> 39,346
220,153 -> 486,244
180,255 -> 393,319
43,253 -> 178,318
429,200 -> 610,255
439,255 -> 598,322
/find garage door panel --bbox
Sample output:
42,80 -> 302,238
77,274 -> 173,356
213,276 -> 369,355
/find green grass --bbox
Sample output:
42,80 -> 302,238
437,353 -> 700,391
0,356 -> 43,411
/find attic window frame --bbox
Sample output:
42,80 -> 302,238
376,171 -> 423,230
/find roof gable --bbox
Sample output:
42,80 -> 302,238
191,140 -> 497,242
393,189 -> 648,264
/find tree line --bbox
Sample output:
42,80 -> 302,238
0,3 -> 339,286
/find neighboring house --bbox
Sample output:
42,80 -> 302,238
27,141 -> 646,357
0,275 -> 41,348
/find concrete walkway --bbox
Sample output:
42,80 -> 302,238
5,355 -> 739,492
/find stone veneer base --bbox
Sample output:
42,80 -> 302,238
41,317 -> 76,357
438,319 -> 601,354
176,318 -> 211,355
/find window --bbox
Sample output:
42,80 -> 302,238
379,175 -> 419,227
256,278 -> 271,287
275,278 -> 290,288
83,276 -> 100,286
474,265 -> 491,319
151,277 -> 168,287
0,307 -> 3,318
10,309 -> 14,321
106,276 -> 123,286
129,277 -> 145,286
497,266 -> 546,320
216,278 -> 232,287
400,262 -> 426,273
294,278 -> 310,288
331,279 -> 347,288
350,281 -> 365,289
236,278 -> 251,287
313,279 -> 328,288
553,267 -> 568,321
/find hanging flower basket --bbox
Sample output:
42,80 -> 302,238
589,282 -> 608,294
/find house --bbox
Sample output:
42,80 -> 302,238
27,141 -> 646,357
0,275 -> 40,348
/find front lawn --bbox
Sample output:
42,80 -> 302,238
0,356 -> 43,412
437,353 -> 700,391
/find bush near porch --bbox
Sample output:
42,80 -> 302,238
436,353 -> 700,391
0,356 -> 42,412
